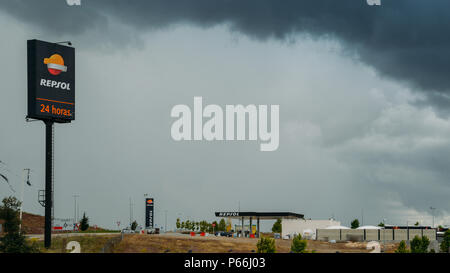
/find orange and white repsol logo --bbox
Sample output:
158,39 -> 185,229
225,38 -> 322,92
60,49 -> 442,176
40,54 -> 71,91
44,54 -> 67,76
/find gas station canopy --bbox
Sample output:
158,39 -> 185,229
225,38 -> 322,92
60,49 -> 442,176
215,212 -> 304,220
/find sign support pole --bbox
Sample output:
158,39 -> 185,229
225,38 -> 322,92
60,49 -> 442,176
44,120 -> 54,248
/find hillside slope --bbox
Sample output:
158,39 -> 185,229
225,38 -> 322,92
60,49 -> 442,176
21,212 -> 45,234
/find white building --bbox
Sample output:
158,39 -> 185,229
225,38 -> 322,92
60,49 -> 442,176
282,218 -> 341,239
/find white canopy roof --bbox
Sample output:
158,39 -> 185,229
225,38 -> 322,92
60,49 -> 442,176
325,225 -> 350,229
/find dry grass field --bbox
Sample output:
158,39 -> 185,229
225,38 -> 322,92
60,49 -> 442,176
34,235 -> 118,253
16,231 -> 400,253
112,234 -> 399,253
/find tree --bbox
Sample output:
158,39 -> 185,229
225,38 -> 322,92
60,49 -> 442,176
410,236 -> 430,253
218,219 -> 226,232
351,219 -> 360,229
378,222 -> 385,227
256,237 -> 276,253
395,240 -> 409,253
0,196 -> 38,253
185,220 -> 191,230
176,218 -> 181,229
291,234 -> 308,253
440,230 -> 450,253
414,222 -> 420,226
199,221 -> 205,232
199,220 -> 211,232
272,219 -> 282,233
130,220 -> 138,231
79,212 -> 89,231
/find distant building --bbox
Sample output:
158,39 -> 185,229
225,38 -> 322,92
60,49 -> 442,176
282,218 -> 340,239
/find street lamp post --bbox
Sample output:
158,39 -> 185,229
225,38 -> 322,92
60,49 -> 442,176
73,195 -> 79,224
407,220 -> 411,241
430,207 -> 436,228
165,210 -> 167,232
383,221 -> 386,252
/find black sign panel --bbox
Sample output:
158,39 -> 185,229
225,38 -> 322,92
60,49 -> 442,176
216,212 -> 240,217
145,198 -> 154,228
27,40 -> 75,123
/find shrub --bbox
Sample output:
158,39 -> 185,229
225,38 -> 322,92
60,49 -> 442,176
410,236 -> 430,253
291,234 -> 308,253
395,240 -> 409,253
130,220 -> 137,231
440,230 -> 450,253
256,237 -> 276,253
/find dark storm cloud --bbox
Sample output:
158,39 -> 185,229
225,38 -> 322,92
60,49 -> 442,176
0,0 -> 105,35
2,0 -> 450,103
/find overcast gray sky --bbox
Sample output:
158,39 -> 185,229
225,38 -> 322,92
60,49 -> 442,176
0,0 -> 449,230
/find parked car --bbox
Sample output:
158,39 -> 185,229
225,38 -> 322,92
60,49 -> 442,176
219,231 -> 232,237
121,228 -> 133,234
146,228 -> 160,234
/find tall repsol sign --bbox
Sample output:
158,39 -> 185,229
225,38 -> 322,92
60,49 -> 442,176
145,198 -> 154,229
27,39 -> 75,123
